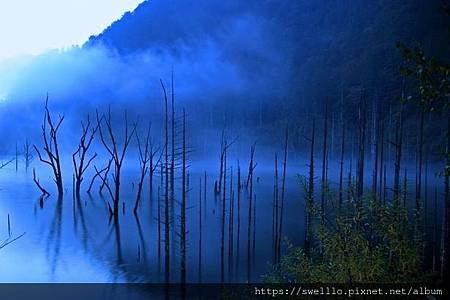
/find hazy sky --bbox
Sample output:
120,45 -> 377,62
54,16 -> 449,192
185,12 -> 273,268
0,0 -> 144,62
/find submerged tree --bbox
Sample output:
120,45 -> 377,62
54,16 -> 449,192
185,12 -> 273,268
96,108 -> 137,216
23,139 -> 33,171
134,122 -> 152,214
72,115 -> 98,199
305,119 -> 316,256
160,79 -> 171,283
247,143 -> 256,279
34,96 -> 64,197
180,109 -> 187,284
276,129 -> 288,262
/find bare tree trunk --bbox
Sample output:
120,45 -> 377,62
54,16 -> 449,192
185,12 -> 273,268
221,138 -> 227,283
149,149 -> 154,193
441,110 -> 450,282
24,139 -> 33,171
157,185 -> 161,262
393,104 -> 404,205
424,155 -> 429,237
73,115 -> 98,199
170,72 -> 175,196
252,194 -> 256,263
15,142 -> 18,172
204,171 -> 207,215
33,168 -> 50,196
321,100 -> 329,220
383,164 -> 387,203
96,108 -> 136,216
198,176 -> 202,283
356,96 -> 366,203
330,113 -> 335,160
379,121 -> 385,203
339,120 -> 345,206
305,119 -> 315,256
348,142 -> 353,203
134,123 -> 151,214
277,129 -> 288,262
228,166 -> 234,281
416,109 -> 425,233
372,111 -> 379,197
247,144 -> 256,280
160,79 -> 170,283
403,168 -> 408,208
216,129 -> 225,193
180,109 -> 187,284
236,162 -> 241,269
272,153 -> 279,260
34,97 -> 64,197
87,159 -> 111,194
433,187 -> 437,273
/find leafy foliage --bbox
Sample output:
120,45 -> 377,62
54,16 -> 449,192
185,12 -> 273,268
265,196 -> 424,283
397,42 -> 449,112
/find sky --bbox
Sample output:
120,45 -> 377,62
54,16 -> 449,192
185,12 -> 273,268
0,0 -> 144,62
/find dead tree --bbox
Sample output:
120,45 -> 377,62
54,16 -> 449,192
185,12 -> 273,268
0,232 -> 26,250
198,176 -> 202,283
34,97 -> 64,197
236,162 -> 241,269
383,164 -> 387,202
356,94 -> 366,203
391,104 -> 404,205
72,115 -> 98,199
339,120 -> 345,206
441,109 -> 450,281
160,79 -> 171,283
276,129 -> 288,262
372,110 -> 379,197
204,171 -> 207,210
170,72 -> 176,200
305,119 -> 315,256
24,139 -> 33,171
15,142 -> 18,172
321,100 -> 329,215
157,185 -> 161,261
348,136 -> 354,203
433,187 -> 438,273
33,168 -> 50,196
93,165 -> 115,214
0,159 -> 13,170
246,143 -> 256,280
424,156 -> 429,231
86,159 -> 112,194
379,121 -> 385,203
134,122 -> 152,214
180,109 -> 187,284
228,166 -> 234,279
148,143 -> 161,194
252,194 -> 256,258
416,108 -> 426,226
96,108 -> 137,216
338,90 -> 346,205
272,153 -> 279,259
220,137 -> 228,283
403,168 -> 408,208
216,129 -> 226,194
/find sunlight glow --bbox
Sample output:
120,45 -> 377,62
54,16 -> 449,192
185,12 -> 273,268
0,0 -> 144,62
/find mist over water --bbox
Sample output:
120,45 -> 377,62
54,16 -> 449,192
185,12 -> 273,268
0,149 -> 444,283
0,0 -> 448,286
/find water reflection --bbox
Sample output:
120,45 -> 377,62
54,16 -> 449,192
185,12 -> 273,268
46,196 -> 62,279
1,161 -> 444,283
